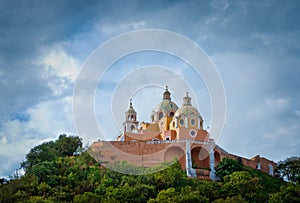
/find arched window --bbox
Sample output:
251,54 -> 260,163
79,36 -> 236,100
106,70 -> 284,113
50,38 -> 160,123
159,112 -> 163,120
269,164 -> 274,176
257,163 -> 261,170
131,125 -> 135,132
170,112 -> 174,117
191,118 -> 195,126
180,119 -> 184,125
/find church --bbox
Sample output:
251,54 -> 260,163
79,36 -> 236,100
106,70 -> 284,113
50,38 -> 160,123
91,87 -> 276,179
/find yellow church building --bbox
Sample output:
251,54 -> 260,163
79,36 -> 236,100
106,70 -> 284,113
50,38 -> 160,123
91,87 -> 276,179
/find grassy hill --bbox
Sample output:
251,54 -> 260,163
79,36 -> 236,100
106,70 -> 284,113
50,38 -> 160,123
0,135 -> 299,203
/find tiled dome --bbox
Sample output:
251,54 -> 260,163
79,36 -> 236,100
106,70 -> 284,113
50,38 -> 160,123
152,100 -> 178,115
174,92 -> 201,118
174,105 -> 200,118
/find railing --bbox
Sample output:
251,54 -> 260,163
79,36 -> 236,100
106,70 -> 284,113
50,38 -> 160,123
145,139 -> 213,145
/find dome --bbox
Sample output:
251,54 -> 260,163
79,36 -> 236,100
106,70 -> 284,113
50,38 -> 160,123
174,105 -> 200,118
151,100 -> 178,115
150,86 -> 179,121
174,92 -> 201,118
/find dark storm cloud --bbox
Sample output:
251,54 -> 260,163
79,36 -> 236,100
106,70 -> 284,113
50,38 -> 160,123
0,0 -> 103,118
0,0 -> 300,177
0,0 -> 180,119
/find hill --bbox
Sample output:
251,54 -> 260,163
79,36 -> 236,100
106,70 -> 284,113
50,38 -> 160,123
0,135 -> 299,203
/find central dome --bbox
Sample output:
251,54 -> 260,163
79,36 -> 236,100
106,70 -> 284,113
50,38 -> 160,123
150,86 -> 178,122
153,100 -> 178,115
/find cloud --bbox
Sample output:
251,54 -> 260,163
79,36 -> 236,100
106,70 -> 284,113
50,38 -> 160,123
39,47 -> 81,81
1,0 -> 300,177
212,52 -> 300,161
0,96 -> 75,178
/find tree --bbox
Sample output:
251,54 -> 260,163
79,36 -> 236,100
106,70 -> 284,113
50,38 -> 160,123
21,135 -> 82,173
222,171 -> 262,201
28,161 -> 57,183
154,187 -> 177,203
213,195 -> 248,203
275,156 -> 300,184
269,185 -> 300,203
215,157 -> 243,181
21,141 -> 58,173
55,134 -> 82,157
73,192 -> 101,203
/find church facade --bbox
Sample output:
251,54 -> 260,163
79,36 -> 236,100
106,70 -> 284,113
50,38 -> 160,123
91,87 -> 276,179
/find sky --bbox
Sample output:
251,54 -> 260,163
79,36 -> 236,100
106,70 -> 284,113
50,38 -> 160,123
1,0 -> 300,178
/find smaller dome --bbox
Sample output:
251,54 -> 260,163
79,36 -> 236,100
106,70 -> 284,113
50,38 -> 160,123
183,92 -> 192,106
174,92 -> 201,118
175,106 -> 200,118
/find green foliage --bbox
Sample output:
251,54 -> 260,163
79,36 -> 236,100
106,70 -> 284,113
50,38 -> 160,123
215,157 -> 243,181
73,192 -> 101,203
213,195 -> 248,203
221,171 -> 262,201
20,141 -> 58,172
21,135 -> 82,173
275,156 -> 300,184
55,134 -> 83,157
269,185 -> 300,203
0,136 -> 299,203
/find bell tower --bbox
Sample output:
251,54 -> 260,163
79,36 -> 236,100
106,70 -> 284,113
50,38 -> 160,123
123,99 -> 139,132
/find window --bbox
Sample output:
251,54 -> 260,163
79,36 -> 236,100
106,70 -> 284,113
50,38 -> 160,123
191,118 -> 195,125
165,136 -> 170,141
269,164 -> 274,176
257,163 -> 261,170
189,129 -> 196,137
170,112 -> 174,117
180,119 -> 184,125
159,112 -> 163,120
131,125 -> 135,132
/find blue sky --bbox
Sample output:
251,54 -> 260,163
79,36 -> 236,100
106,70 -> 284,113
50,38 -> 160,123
1,0 -> 300,178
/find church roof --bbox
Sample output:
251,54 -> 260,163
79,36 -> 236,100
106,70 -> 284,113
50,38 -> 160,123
151,86 -> 178,115
175,92 -> 201,118
152,100 -> 178,114
126,99 -> 136,114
